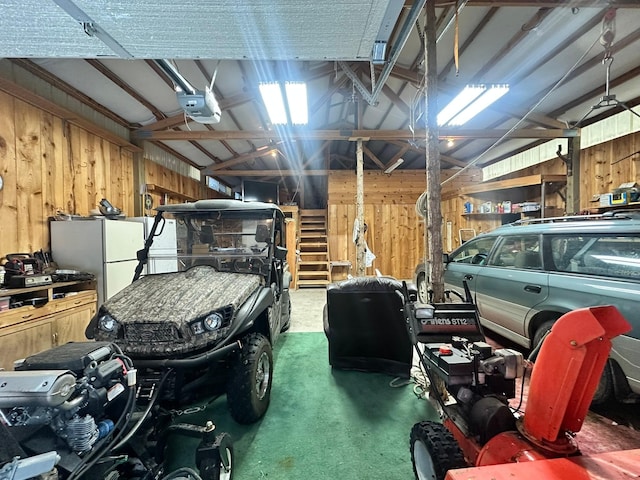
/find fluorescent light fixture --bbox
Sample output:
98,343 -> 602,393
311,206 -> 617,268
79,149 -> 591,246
438,85 -> 486,126
448,84 -> 509,126
285,82 -> 308,125
259,81 -> 308,125
259,82 -> 287,124
438,84 -> 509,127
384,158 -> 404,174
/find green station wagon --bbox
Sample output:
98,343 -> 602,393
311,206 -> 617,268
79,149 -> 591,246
415,212 -> 640,404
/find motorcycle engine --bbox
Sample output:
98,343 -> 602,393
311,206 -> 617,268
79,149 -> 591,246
0,342 -> 131,458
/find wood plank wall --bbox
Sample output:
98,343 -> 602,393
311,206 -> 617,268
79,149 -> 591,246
0,90 -> 208,258
144,159 -> 213,209
440,131 -> 640,245
327,169 -> 476,280
581,131 -> 639,207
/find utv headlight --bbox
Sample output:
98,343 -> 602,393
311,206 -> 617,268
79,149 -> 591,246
204,312 -> 224,331
98,314 -> 118,333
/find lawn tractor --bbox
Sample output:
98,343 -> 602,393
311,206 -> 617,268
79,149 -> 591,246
402,283 -> 632,480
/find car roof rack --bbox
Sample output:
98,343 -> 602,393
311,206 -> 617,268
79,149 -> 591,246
510,209 -> 640,225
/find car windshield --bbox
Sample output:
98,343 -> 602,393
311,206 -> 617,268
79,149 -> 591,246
147,210 -> 275,276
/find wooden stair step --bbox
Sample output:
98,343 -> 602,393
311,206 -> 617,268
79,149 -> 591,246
297,270 -> 330,276
298,260 -> 329,266
300,233 -> 327,238
299,242 -> 328,247
300,209 -> 326,215
300,224 -> 326,232
297,279 -> 330,286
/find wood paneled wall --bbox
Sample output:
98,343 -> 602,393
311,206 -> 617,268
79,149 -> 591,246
0,91 -> 135,254
0,90 -> 208,258
327,169 -> 475,280
440,131 -> 640,248
144,159 -> 213,208
580,131 -> 639,208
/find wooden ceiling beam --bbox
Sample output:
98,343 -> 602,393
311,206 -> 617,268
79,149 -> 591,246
381,84 -> 410,116
0,75 -> 140,151
218,169 -> 329,177
10,59 -> 133,129
311,75 -> 350,114
85,59 -> 166,121
439,7 -> 499,81
216,168 -> 436,177
203,147 -> 278,173
361,145 -> 386,170
472,8 -> 553,82
136,128 -> 577,141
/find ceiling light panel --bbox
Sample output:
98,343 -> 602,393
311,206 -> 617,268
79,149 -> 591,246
259,82 -> 288,125
448,85 -> 509,126
437,85 -> 486,126
285,82 -> 308,125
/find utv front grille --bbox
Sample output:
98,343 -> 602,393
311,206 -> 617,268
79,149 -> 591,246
124,323 -> 182,343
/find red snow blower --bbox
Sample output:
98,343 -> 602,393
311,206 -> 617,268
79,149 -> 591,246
402,282 -> 635,480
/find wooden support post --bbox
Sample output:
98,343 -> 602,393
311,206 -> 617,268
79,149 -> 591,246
425,0 -> 445,302
566,134 -> 581,214
356,139 -> 366,277
132,139 -> 146,217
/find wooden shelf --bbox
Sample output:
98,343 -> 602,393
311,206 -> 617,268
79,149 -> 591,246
0,280 -> 97,370
462,212 -> 526,217
0,280 -> 93,298
595,202 -> 640,212
458,174 -> 566,196
146,183 -> 197,202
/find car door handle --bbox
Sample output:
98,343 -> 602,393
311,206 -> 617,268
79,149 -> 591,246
464,274 -> 473,280
524,285 -> 542,293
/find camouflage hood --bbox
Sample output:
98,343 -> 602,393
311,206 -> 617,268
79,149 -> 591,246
102,266 -> 262,323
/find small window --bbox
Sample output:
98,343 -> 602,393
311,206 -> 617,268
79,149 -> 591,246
489,235 -> 541,269
449,236 -> 497,265
548,234 -> 640,280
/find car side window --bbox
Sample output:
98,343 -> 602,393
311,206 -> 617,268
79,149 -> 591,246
548,234 -> 640,280
449,237 -> 497,265
488,235 -> 541,269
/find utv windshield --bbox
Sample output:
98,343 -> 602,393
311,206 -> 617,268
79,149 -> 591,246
147,209 -> 275,276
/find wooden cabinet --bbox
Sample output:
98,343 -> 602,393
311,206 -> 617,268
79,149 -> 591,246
0,282 -> 97,370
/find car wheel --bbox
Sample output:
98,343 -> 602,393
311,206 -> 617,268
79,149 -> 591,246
532,319 -> 556,352
200,432 -> 233,480
591,360 -> 614,405
227,333 -> 273,424
410,421 -> 466,480
417,273 -> 429,303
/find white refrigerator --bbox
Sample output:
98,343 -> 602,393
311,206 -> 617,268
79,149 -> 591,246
127,217 -> 178,274
50,219 -> 144,306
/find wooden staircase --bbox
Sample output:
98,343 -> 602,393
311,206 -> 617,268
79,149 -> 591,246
296,209 -> 331,287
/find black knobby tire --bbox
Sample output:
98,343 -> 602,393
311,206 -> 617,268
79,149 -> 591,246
227,333 -> 273,424
410,421 -> 466,480
199,432 -> 233,480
